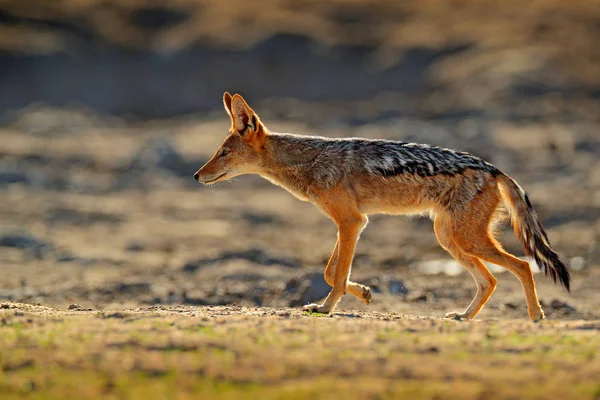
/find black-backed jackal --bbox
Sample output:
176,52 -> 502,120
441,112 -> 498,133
194,93 -> 570,321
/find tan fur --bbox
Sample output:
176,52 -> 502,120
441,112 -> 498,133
194,93 -> 569,321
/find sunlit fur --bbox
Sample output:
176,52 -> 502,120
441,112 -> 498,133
194,93 -> 570,321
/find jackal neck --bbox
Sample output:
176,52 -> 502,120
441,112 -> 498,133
257,132 -> 330,198
259,133 -> 324,173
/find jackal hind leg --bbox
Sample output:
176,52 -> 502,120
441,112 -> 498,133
455,237 -> 545,321
434,214 -> 497,320
448,189 -> 544,321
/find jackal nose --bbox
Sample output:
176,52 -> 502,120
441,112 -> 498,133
193,172 -> 200,181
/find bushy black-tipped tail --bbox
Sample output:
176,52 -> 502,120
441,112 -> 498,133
498,174 -> 571,291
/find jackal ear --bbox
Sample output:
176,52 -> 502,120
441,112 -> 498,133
231,94 -> 256,133
223,92 -> 233,117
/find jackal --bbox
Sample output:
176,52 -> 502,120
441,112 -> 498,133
194,93 -> 570,321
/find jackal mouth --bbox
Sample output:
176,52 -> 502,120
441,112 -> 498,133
202,172 -> 228,184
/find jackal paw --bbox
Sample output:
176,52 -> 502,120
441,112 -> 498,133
303,303 -> 332,314
445,311 -> 470,320
361,286 -> 372,305
530,309 -> 545,322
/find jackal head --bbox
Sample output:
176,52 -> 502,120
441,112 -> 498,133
194,93 -> 266,184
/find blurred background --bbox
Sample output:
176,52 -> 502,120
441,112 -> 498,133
1,0 -> 599,319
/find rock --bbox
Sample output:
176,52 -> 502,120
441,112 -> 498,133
575,139 -> 600,154
128,138 -> 190,176
418,346 -> 440,354
182,260 -> 203,273
45,207 -> 126,227
182,290 -> 209,306
0,171 -> 29,186
388,279 -> 409,295
239,211 -> 280,226
68,304 -> 93,311
0,232 -> 47,249
126,241 -> 146,252
250,287 -> 268,306
286,271 -> 330,307
183,248 -> 301,272
569,257 -> 586,271
116,282 -> 151,295
411,294 -> 429,303
549,299 -> 577,314
408,289 -> 437,303
55,253 -> 98,266
0,231 -> 53,258
413,259 -> 463,276
222,272 -> 267,281
55,253 -> 77,263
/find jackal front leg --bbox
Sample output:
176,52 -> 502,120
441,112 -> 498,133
304,214 -> 364,314
323,237 -> 371,305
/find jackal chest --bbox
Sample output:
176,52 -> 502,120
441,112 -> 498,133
261,173 -> 313,202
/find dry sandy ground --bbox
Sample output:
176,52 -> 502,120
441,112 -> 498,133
0,302 -> 599,399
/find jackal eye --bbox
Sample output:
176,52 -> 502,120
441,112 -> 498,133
219,148 -> 230,157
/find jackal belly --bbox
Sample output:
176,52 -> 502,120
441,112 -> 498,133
353,170 -> 494,216
356,179 -> 437,215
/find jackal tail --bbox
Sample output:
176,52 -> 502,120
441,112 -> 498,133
498,174 -> 571,291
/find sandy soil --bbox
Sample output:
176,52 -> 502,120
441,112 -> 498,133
0,302 -> 598,399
